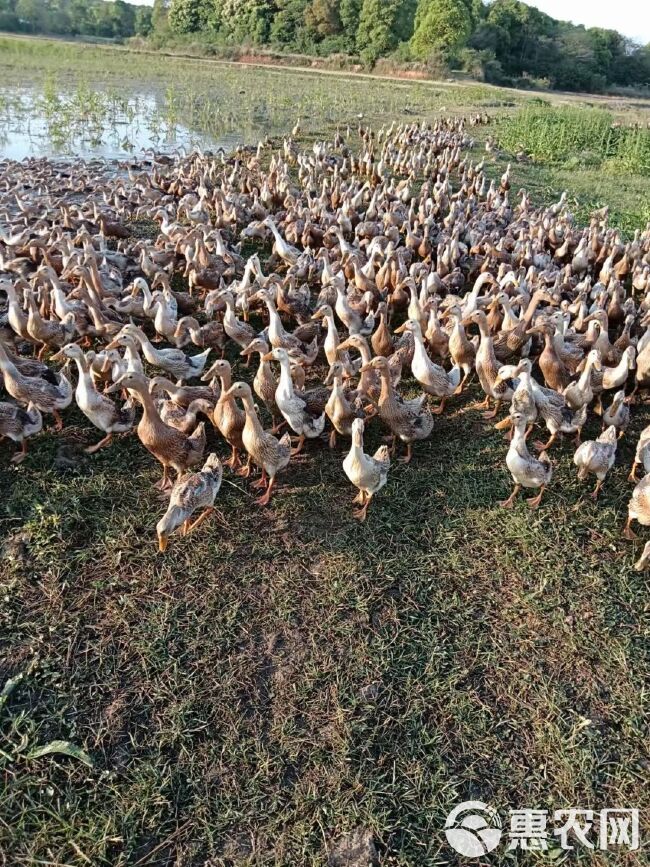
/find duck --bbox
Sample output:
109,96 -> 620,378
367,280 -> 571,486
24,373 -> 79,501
157,398 -> 214,434
573,425 -> 618,498
628,423 -> 650,482
0,401 -> 42,462
219,290 -> 258,351
107,324 -> 211,381
201,359 -> 246,470
501,411 -> 552,509
602,345 -> 635,392
106,372 -> 206,489
529,378 -> 588,452
493,358 -> 537,435
443,305 -> 476,392
223,382 -> 292,506
324,361 -> 363,448
527,319 -> 572,391
359,356 -> 433,463
53,344 -> 136,453
563,349 -> 602,411
394,319 -> 461,414
370,303 -> 393,358
602,390 -> 629,437
264,347 -> 326,455
238,337 -> 284,430
623,474 -> 650,540
342,417 -> 391,521
0,338 -> 72,429
25,288 -> 77,359
148,376 -> 219,409
156,453 -> 223,552
173,316 -> 226,355
464,310 -> 513,418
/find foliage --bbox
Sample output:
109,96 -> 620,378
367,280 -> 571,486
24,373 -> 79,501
411,0 -> 472,59
0,0 -> 649,94
498,106 -> 650,176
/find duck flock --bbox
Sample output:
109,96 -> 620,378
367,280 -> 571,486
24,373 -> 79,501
2,117 -> 650,561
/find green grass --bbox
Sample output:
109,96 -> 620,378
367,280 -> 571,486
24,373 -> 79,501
1,374 -> 649,865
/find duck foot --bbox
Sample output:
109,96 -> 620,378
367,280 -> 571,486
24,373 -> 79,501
431,398 -> 447,415
255,478 -> 276,506
290,435 -> 305,456
622,520 -> 637,540
85,432 -> 114,454
251,470 -> 268,490
398,443 -> 413,464
526,487 -> 545,510
499,484 -> 520,509
11,441 -> 28,463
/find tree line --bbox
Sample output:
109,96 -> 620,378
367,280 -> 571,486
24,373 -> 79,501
1,0 -> 649,94
0,0 -> 152,40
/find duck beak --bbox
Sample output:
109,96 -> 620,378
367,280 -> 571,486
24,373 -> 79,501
105,380 -> 123,395
359,363 -> 372,373
262,352 -> 274,362
494,416 -> 512,430
50,349 -> 65,362
393,322 -> 407,334
158,535 -> 168,553
105,337 -> 120,350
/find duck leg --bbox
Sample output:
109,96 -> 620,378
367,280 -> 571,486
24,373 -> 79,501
223,445 -> 240,469
590,479 -> 604,499
499,484 -> 521,509
628,462 -> 640,483
154,465 -> 172,491
471,395 -> 490,411
251,469 -> 268,490
186,506 -> 215,535
399,442 -> 413,464
352,490 -> 365,505
52,409 -> 64,432
291,434 -> 305,456
534,433 -> 556,452
432,397 -> 447,415
482,399 -> 501,420
236,454 -> 252,478
622,517 -> 638,540
526,485 -> 546,510
328,429 -> 337,449
353,492 -> 372,521
255,475 -> 276,506
85,432 -> 114,454
270,417 -> 286,434
11,440 -> 28,464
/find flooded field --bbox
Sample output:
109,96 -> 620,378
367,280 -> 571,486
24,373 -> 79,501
0,37 -> 496,160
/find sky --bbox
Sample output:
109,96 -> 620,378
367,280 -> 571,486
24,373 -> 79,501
127,0 -> 650,45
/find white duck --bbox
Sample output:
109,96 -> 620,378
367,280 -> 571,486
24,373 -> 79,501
265,347 -> 326,454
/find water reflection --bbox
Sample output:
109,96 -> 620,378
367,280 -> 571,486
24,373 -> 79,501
0,85 -> 256,160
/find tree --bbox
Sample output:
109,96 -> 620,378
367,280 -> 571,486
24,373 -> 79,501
270,0 -> 309,46
411,0 -> 472,59
339,0 -> 360,48
169,0 -> 209,34
356,0 -> 414,64
305,0 -> 341,39
134,5 -> 153,35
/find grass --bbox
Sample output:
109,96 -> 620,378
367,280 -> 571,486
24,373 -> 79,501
2,370 -> 649,865
0,33 -> 649,866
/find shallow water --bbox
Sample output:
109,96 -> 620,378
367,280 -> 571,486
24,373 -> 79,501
0,83 -> 257,161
